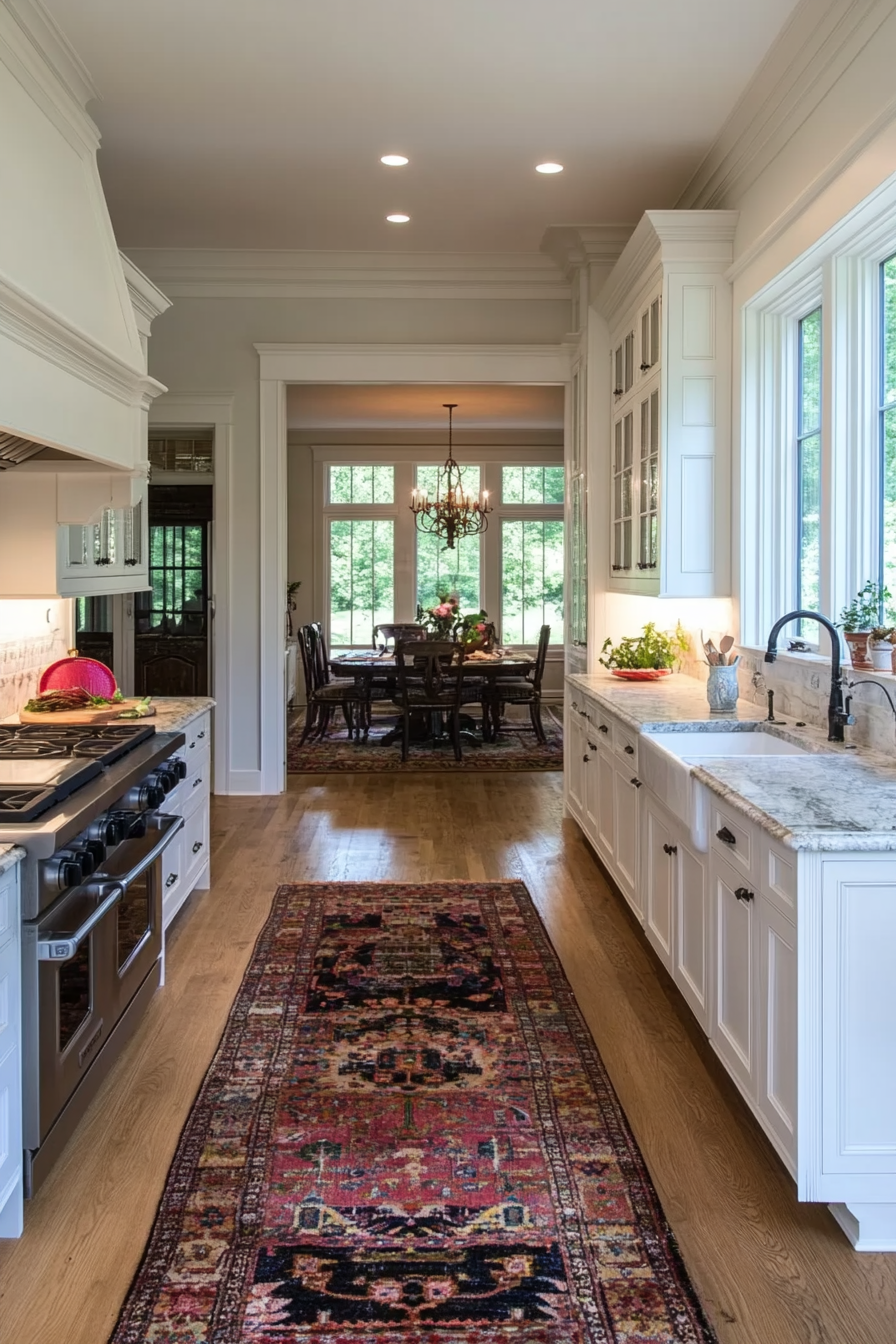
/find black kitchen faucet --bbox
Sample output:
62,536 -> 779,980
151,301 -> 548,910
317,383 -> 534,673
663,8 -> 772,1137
764,610 -> 855,742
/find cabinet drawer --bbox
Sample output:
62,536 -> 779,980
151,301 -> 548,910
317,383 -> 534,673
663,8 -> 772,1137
613,722 -> 639,769
166,746 -> 210,815
182,801 -> 210,888
161,829 -> 185,930
710,803 -> 755,880
760,838 -> 797,924
183,714 -> 211,760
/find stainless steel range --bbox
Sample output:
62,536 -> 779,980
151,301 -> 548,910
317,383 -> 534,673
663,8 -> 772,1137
0,721 -> 187,1195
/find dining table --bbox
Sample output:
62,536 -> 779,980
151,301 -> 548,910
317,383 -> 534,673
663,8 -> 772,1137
328,649 -> 535,747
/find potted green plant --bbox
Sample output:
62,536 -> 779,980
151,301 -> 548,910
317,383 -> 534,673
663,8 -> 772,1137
599,622 -> 689,678
868,625 -> 895,672
838,580 -> 890,669
286,579 -> 302,639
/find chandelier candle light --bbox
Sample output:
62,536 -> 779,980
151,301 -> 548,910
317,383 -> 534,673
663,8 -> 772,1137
410,403 -> 493,549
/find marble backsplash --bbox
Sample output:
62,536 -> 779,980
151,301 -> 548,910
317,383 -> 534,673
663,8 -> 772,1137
0,624 -> 69,721
680,640 -> 896,755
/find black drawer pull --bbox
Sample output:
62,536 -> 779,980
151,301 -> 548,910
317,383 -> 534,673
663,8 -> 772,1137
165,872 -> 178,888
192,841 -> 203,854
587,741 -> 597,751
598,724 -> 609,734
582,754 -> 590,763
734,886 -> 754,904
631,777 -> 642,789
192,776 -> 202,788
717,826 -> 737,845
624,744 -> 634,754
662,843 -> 678,856
198,730 -> 206,739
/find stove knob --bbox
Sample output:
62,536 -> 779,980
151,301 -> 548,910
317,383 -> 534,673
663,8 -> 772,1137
153,768 -> 177,795
111,808 -> 147,837
69,846 -> 96,878
87,814 -> 123,847
83,839 -> 106,868
122,782 -> 164,810
165,757 -> 187,781
45,854 -> 83,891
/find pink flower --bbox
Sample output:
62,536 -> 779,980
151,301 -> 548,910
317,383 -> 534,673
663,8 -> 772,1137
433,604 -> 451,617
475,622 -> 486,632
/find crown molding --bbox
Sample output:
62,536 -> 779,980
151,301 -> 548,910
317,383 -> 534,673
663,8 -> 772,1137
119,253 -> 172,337
0,270 -> 165,410
0,0 -> 100,155
540,226 -> 635,280
596,210 -> 739,324
677,0 -> 894,210
123,248 -> 572,302
149,392 -> 234,425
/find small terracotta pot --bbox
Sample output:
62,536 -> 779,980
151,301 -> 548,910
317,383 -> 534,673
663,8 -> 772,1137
845,631 -> 872,669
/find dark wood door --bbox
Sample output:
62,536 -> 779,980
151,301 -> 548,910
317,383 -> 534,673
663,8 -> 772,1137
134,488 -> 212,697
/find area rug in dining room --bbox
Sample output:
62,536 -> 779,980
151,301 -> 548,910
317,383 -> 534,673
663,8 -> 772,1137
110,881 -> 717,1344
287,710 -> 563,773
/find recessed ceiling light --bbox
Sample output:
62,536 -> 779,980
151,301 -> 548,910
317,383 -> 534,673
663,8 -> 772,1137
386,213 -> 410,224
536,162 -> 564,174
381,154 -> 409,167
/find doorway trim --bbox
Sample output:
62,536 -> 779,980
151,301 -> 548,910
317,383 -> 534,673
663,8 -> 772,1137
148,391 -> 233,795
256,343 -> 572,795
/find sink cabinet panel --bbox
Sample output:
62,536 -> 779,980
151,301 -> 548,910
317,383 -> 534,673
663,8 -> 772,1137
711,854 -> 756,1098
642,793 -> 676,971
676,837 -> 710,1029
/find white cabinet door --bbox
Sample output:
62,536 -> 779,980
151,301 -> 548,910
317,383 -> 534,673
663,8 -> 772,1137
642,793 -> 675,971
757,896 -> 797,1168
613,765 -> 641,918
582,729 -> 601,844
711,855 -> 756,1098
676,838 -> 709,1029
565,711 -> 585,820
0,867 -> 22,1239
596,749 -> 616,864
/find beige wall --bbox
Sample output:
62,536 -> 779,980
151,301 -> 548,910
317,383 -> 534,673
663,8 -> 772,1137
137,295 -> 570,788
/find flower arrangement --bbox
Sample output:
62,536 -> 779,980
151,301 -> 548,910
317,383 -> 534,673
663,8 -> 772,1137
417,592 -> 493,648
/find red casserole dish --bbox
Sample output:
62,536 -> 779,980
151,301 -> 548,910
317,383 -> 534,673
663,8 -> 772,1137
39,656 -> 117,699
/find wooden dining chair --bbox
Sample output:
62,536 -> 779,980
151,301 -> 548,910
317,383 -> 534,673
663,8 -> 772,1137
393,640 -> 466,762
481,624 -> 551,744
297,624 -> 363,743
373,623 -> 427,651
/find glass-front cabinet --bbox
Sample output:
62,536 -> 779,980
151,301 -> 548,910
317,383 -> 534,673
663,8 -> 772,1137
600,211 -> 737,598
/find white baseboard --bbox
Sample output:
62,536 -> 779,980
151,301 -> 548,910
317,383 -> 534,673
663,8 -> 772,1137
223,769 -> 264,795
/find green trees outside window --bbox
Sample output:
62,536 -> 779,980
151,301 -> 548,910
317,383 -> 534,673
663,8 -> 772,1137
329,519 -> 394,646
502,519 -> 564,645
881,256 -> 896,624
797,307 -> 822,616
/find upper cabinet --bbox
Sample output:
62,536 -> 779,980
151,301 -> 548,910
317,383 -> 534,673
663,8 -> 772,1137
599,211 -> 737,598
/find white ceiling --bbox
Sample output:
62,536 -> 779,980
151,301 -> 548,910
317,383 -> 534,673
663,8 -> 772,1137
42,0 -> 799,253
287,384 -> 565,431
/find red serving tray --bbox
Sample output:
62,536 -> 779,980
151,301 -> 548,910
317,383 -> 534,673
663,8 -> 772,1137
39,656 -> 117,699
610,668 -> 673,681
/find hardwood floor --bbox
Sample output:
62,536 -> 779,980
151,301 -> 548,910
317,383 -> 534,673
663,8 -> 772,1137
1,772 -> 895,1343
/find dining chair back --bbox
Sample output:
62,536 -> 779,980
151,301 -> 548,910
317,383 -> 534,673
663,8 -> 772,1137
394,639 -> 466,761
297,624 -> 316,701
532,623 -> 551,689
373,622 -> 427,651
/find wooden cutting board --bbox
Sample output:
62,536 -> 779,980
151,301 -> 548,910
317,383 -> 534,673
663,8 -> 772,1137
18,700 -> 156,725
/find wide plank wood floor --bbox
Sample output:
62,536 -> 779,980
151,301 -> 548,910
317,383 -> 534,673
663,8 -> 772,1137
1,772 -> 895,1343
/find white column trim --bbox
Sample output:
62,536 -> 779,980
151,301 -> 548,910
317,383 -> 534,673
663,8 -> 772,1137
149,391 -> 234,794
257,343 -> 571,795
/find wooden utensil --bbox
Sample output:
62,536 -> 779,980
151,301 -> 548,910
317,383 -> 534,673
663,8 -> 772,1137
719,635 -> 735,664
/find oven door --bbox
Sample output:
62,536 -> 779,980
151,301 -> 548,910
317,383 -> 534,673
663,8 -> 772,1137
33,813 -> 183,1143
34,880 -> 122,1142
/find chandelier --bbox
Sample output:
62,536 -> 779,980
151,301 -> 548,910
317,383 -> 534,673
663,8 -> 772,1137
410,403 -> 493,550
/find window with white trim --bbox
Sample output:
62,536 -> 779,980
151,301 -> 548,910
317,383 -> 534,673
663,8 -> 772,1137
740,178 -> 896,653
318,453 -> 563,648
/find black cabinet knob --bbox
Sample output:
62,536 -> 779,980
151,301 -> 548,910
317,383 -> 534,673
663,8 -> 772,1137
624,744 -> 634,754
662,843 -> 678,856
598,724 -> 609,734
717,826 -> 737,845
631,778 -> 642,789
582,754 -> 590,763
734,886 -> 754,904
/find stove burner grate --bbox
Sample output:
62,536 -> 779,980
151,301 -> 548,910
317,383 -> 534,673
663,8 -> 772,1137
0,786 -> 57,822
0,723 -> 154,763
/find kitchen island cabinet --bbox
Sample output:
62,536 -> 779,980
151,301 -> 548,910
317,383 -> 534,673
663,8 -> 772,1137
0,848 -> 24,1238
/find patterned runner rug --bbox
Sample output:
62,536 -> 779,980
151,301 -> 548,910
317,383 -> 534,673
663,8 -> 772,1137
287,710 -> 563,773
111,882 -> 717,1343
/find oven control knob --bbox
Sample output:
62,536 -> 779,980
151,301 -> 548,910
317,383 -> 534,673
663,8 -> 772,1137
87,813 -> 124,847
152,768 -> 177,795
68,847 -> 96,878
44,854 -> 83,892
122,782 -> 165,810
164,756 -> 187,781
83,839 -> 106,868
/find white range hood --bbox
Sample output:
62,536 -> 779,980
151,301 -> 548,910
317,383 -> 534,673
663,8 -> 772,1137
0,0 -> 166,469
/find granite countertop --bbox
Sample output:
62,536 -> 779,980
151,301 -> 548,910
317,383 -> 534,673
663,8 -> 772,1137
567,671 -> 896,852
149,697 -> 214,735
0,844 -> 26,876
